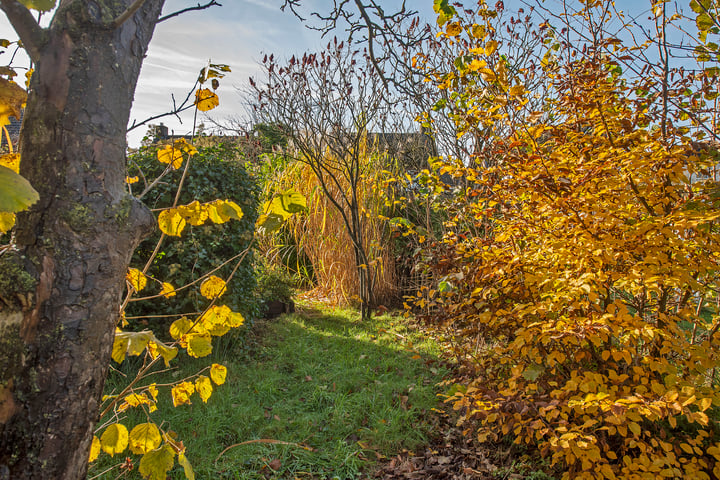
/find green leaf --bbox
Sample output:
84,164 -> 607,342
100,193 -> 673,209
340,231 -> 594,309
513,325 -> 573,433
139,444 -> 176,480
522,364 -> 544,381
0,166 -> 38,213
17,0 -> 55,11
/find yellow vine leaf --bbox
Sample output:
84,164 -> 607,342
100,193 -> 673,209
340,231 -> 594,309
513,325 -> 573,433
146,340 -> 178,367
126,268 -> 147,292
200,275 -> 227,299
0,78 -> 26,127
0,213 -> 15,234
88,435 -> 101,463
148,384 -> 159,401
195,375 -> 213,403
178,200 -> 208,226
199,305 -> 232,336
194,88 -> 219,112
186,333 -> 213,358
174,138 -> 198,156
0,153 -> 20,173
215,199 -> 244,222
171,381 -> 195,407
157,144 -> 184,170
100,423 -> 129,457
118,393 -> 153,413
160,282 -> 176,298
169,316 -> 197,342
178,452 -> 195,480
111,331 -> 129,364
129,423 -> 163,455
125,176 -> 139,184
138,444 -> 176,480
158,208 -> 186,237
210,363 -> 227,385
446,22 -> 462,36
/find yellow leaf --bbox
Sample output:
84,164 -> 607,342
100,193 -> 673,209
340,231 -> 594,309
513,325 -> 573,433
148,384 -> 159,401
0,153 -> 20,173
158,208 -> 186,236
125,176 -> 139,184
126,331 -> 150,357
126,268 -> 147,292
194,88 -> 219,112
157,144 -> 184,170
445,22 -> 462,36
178,452 -> 195,480
112,332 -> 129,364
118,393 -> 151,413
100,423 -> 129,457
129,423 -> 163,455
174,138 -> 198,156
169,317 -> 196,341
199,305 -> 232,336
88,435 -> 101,463
160,282 -> 176,298
210,363 -> 227,385
699,397 -> 712,412
628,422 -> 641,436
0,78 -> 26,127
0,212 -> 15,233
178,200 -> 208,227
215,199 -> 244,222
171,381 -> 195,407
139,444 -> 176,480
195,375 -> 213,403
186,333 -> 212,358
146,340 -> 178,367
200,275 -> 227,299
227,311 -> 244,328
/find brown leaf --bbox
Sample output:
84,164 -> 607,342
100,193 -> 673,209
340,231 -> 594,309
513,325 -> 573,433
268,458 -> 281,471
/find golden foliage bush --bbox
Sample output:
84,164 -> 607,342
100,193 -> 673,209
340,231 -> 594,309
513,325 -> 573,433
407,1 -> 720,478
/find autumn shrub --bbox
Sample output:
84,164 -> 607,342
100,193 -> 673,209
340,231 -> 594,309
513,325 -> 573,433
403,1 -> 720,479
259,145 -> 401,307
126,142 -> 262,327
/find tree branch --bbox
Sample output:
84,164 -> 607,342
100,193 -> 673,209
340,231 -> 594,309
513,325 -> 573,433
0,0 -> 46,62
156,0 -> 222,24
112,0 -> 148,29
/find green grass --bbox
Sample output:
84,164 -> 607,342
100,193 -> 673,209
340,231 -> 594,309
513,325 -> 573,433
90,305 -> 448,479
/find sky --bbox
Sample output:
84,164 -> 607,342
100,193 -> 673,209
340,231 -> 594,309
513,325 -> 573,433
0,1 -> 671,147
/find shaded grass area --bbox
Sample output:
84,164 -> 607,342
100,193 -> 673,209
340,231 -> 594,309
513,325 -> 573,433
91,305 -> 448,479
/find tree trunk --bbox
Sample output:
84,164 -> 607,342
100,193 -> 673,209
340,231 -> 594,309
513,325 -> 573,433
0,1 -> 163,478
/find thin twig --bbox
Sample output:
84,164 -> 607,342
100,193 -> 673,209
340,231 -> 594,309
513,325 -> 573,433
157,0 -> 221,24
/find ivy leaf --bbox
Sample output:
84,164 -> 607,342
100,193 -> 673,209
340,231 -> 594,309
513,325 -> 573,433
0,166 -> 39,213
200,275 -> 227,299
194,88 -> 219,111
210,363 -> 227,385
171,381 -> 195,407
129,423 -> 163,455
139,444 -> 176,480
195,375 -> 213,403
100,424 -> 129,457
17,0 -> 55,11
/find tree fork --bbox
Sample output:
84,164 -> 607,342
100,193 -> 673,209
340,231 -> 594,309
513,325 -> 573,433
0,1 -> 163,478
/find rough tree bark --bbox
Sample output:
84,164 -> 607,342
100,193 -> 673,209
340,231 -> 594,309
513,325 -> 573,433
0,1 -> 164,478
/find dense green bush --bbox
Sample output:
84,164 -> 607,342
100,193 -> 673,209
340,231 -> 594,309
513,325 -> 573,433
126,142 -> 261,333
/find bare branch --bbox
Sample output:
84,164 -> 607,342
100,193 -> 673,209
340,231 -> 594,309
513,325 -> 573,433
156,0 -> 222,24
0,0 -> 46,62
112,0 -> 148,28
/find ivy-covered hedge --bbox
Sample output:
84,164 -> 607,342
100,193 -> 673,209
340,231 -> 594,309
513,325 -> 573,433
126,142 -> 261,330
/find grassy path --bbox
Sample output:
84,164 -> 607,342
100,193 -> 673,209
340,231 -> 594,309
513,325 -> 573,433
95,304 -> 448,479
